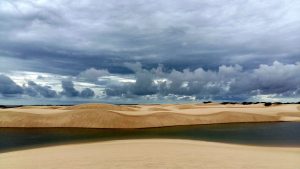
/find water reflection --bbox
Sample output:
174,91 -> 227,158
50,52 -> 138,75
1,122 -> 300,152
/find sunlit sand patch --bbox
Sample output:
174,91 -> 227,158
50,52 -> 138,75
1,139 -> 299,169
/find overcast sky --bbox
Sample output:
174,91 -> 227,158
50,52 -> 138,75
1,0 -> 300,104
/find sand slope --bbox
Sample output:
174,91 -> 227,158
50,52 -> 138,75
1,139 -> 299,169
0,103 -> 300,128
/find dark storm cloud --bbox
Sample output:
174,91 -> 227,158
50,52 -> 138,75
24,81 -> 57,98
60,79 -> 95,98
78,68 -> 109,82
0,74 -> 23,96
80,88 -> 95,98
60,80 -> 80,97
105,61 -> 300,101
0,74 -> 95,99
1,0 -> 300,76
1,0 -> 300,103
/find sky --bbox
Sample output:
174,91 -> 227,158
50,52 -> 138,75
1,0 -> 300,104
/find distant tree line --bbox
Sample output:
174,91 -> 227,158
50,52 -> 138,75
202,101 -> 300,107
0,104 -> 74,109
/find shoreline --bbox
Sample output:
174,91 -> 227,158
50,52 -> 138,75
0,120 -> 288,129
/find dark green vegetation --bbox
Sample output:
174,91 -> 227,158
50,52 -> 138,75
217,102 -> 300,106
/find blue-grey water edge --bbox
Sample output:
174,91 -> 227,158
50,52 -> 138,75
1,122 -> 300,152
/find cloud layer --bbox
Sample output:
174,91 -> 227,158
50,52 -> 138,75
103,61 -> 300,101
1,0 -> 300,75
2,61 -> 300,103
1,0 -> 300,103
0,75 -> 95,101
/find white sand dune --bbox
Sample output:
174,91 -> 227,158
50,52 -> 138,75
0,103 -> 300,128
1,139 -> 299,169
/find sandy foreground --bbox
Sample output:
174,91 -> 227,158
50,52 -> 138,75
0,103 -> 300,128
0,139 -> 299,169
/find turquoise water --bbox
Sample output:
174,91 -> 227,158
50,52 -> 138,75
1,122 -> 300,152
